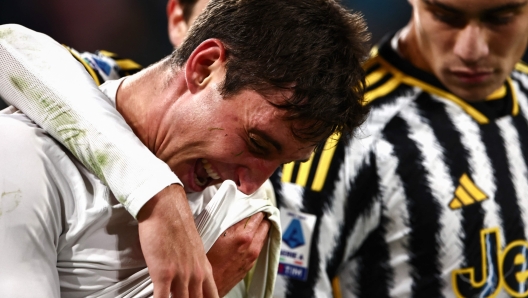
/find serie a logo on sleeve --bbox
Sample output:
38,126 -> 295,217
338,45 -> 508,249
278,209 -> 316,281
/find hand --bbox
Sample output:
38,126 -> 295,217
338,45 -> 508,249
137,184 -> 219,298
206,212 -> 271,296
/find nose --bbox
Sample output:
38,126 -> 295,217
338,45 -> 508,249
453,23 -> 489,64
235,159 -> 280,194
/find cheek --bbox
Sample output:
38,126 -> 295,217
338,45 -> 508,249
417,14 -> 456,55
417,22 -> 438,54
493,30 -> 528,62
425,32 -> 452,57
207,133 -> 247,160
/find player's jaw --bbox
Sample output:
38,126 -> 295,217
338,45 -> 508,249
441,63 -> 506,101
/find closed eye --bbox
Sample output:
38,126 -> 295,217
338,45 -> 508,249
431,9 -> 466,27
249,133 -> 270,155
482,13 -> 515,25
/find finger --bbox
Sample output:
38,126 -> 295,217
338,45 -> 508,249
225,213 -> 262,233
170,277 -> 190,298
242,212 -> 265,230
202,273 -> 220,298
253,217 -> 271,244
153,280 -> 172,298
243,218 -> 272,270
187,279 -> 203,298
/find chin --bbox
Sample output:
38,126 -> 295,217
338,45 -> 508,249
455,88 -> 495,102
443,79 -> 496,102
448,86 -> 482,101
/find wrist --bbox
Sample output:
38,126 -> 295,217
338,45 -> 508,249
137,183 -> 186,222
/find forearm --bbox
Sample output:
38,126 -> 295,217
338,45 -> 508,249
0,24 -> 179,217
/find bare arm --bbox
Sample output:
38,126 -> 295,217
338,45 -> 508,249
0,24 -> 218,298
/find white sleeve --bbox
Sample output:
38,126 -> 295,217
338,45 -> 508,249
0,24 -> 181,218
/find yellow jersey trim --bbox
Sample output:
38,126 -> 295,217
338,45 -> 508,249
362,53 -> 380,72
295,154 -> 315,187
485,85 -> 507,101
311,133 -> 341,192
365,67 -> 388,88
115,59 -> 142,71
281,162 -> 295,183
66,47 -> 101,86
377,56 -> 490,124
509,77 -> 519,116
98,50 -> 118,58
332,276 -> 343,298
364,76 -> 402,105
515,62 -> 528,74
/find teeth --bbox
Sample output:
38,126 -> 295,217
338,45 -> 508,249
201,159 -> 220,180
194,173 -> 206,186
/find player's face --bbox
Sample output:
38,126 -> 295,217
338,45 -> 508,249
157,86 -> 314,194
407,0 -> 528,101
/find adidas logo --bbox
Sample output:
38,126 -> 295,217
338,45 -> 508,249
449,173 -> 488,210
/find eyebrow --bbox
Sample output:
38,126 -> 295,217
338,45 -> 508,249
422,0 -> 459,13
485,1 -> 527,14
422,0 -> 528,14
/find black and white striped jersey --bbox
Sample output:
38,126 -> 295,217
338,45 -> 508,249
271,33 -> 528,298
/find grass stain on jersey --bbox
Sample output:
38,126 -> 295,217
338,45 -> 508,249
10,76 -> 111,185
117,195 -> 127,205
0,189 -> 22,216
0,27 -> 13,39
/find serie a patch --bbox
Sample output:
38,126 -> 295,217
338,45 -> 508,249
278,208 -> 316,281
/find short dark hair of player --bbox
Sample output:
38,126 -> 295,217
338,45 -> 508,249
173,0 -> 370,148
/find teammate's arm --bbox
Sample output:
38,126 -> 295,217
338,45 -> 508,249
0,24 -> 218,298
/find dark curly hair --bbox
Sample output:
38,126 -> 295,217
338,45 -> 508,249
172,0 -> 370,148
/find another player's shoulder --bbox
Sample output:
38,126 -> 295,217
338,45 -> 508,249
63,47 -> 142,84
362,47 -> 416,110
0,112 -> 82,187
0,111 -> 42,138
515,60 -> 528,75
0,112 -> 56,157
512,61 -> 528,91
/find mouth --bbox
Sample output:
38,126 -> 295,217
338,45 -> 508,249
450,68 -> 493,84
192,158 -> 221,191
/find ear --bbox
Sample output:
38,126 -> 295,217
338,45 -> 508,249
167,0 -> 189,47
185,39 -> 226,94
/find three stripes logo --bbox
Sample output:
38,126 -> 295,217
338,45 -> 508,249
449,173 -> 488,210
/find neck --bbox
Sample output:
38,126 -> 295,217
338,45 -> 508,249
398,21 -> 433,74
115,59 -> 187,152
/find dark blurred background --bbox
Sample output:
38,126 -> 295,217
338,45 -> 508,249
0,0 -> 526,109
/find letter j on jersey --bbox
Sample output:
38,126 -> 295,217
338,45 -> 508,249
452,227 -> 528,297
